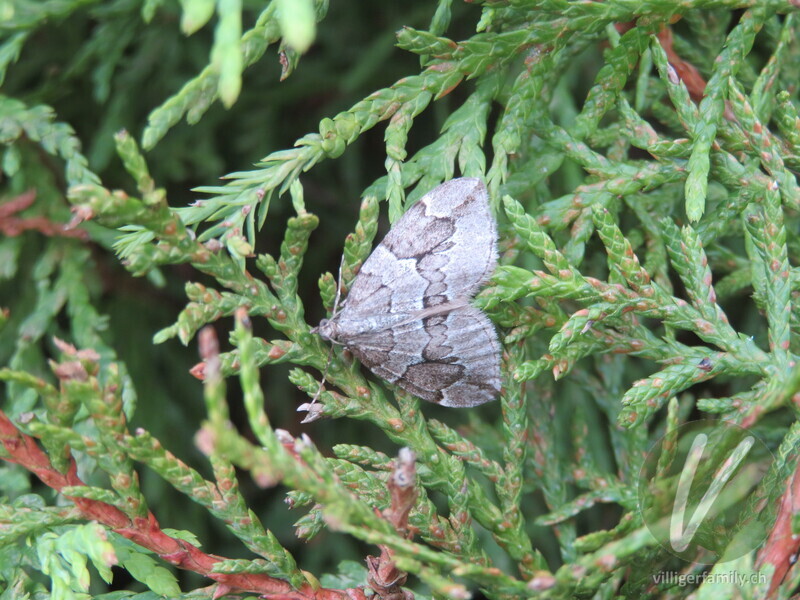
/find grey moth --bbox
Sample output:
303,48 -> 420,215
315,178 -> 501,407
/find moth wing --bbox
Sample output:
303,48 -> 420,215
343,178 -> 497,317
345,304 -> 501,407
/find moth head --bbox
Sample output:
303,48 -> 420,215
314,318 -> 337,341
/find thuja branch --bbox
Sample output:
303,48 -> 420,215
69,155 -> 549,575
0,408 -> 359,600
199,314 -> 534,597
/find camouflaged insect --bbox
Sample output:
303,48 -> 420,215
315,178 -> 501,407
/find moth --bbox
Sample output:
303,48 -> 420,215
314,178 -> 501,407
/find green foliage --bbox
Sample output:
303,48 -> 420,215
2,1 -> 800,599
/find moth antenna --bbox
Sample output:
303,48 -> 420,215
330,253 -> 346,317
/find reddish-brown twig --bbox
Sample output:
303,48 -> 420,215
367,448 -> 418,600
655,26 -> 707,104
0,408 -> 364,600
0,190 -> 88,240
756,458 -> 800,598
614,21 -> 707,104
